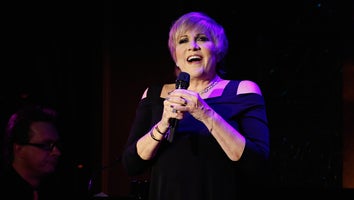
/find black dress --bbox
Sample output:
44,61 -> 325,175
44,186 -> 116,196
122,80 -> 270,200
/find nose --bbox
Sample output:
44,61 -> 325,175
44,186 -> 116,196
188,41 -> 200,51
52,145 -> 62,156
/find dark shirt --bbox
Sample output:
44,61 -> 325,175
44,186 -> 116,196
0,165 -> 83,200
0,166 -> 35,199
122,80 -> 270,200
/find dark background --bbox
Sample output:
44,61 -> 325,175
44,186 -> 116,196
1,0 -> 353,198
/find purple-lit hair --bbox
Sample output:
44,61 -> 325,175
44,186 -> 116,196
2,105 -> 58,164
168,11 -> 229,76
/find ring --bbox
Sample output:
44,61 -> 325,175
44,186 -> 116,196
170,105 -> 177,113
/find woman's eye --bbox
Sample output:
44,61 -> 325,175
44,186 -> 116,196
198,36 -> 209,42
178,38 -> 188,44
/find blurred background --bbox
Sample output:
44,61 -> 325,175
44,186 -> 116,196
1,0 -> 353,198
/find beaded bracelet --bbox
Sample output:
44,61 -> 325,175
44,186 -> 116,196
150,129 -> 161,142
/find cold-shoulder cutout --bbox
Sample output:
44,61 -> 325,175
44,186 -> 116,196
237,80 -> 262,95
141,88 -> 149,99
141,84 -> 175,100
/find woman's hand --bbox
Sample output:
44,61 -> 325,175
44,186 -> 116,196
164,89 -> 212,122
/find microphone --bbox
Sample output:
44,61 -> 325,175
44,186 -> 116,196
167,72 -> 190,142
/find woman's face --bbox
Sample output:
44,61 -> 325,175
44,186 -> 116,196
175,29 -> 217,79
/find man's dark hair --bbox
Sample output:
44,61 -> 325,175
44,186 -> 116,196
2,105 -> 58,165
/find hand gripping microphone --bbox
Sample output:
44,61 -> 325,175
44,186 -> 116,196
167,72 -> 190,142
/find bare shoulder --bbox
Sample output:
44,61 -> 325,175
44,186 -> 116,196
237,80 -> 262,95
141,87 -> 149,99
141,83 -> 175,99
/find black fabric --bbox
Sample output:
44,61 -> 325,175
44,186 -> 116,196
0,166 -> 34,199
122,80 -> 270,200
0,165 -> 85,200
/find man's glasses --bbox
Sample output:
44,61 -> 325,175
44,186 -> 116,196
22,142 -> 61,152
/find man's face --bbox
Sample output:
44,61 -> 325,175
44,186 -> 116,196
15,121 -> 62,176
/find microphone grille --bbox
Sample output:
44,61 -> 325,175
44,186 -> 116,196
176,72 -> 190,89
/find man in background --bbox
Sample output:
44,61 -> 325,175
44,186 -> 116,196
0,105 -> 68,200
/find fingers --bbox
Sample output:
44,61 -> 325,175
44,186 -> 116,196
163,96 -> 186,121
171,105 -> 177,113
181,97 -> 187,106
165,89 -> 205,115
165,96 -> 187,107
165,90 -> 211,122
163,99 -> 183,116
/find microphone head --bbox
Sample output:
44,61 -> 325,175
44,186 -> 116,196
176,72 -> 190,89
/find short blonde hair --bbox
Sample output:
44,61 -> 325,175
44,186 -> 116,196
168,12 -> 229,68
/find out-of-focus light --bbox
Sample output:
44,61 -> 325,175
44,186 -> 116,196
20,93 -> 29,99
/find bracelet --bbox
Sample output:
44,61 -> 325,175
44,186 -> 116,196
155,125 -> 166,135
150,129 -> 161,142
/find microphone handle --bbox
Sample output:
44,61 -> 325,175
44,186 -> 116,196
167,72 -> 190,142
167,118 -> 178,142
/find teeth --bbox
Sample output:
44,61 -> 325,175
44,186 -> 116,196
187,55 -> 201,61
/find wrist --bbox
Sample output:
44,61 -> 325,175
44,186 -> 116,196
155,125 -> 166,135
156,123 -> 170,134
